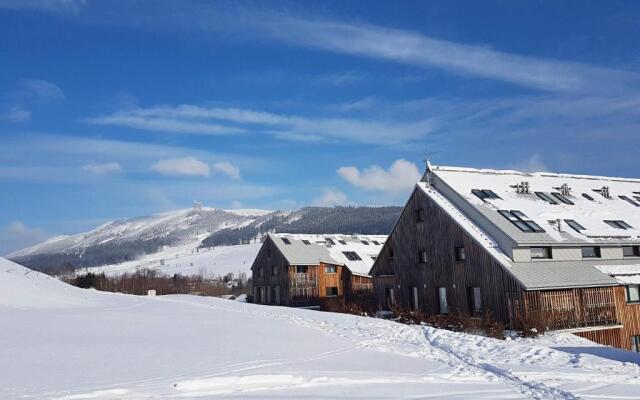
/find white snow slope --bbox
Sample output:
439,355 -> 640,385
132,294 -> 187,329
2,257 -> 640,400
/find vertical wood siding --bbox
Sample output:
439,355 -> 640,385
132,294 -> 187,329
612,286 -> 640,350
371,188 -> 524,323
574,327 -> 623,349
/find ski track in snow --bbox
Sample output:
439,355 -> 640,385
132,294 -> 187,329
159,297 -> 640,400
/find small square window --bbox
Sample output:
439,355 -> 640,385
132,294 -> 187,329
296,265 -> 308,274
388,246 -> 394,259
325,265 -> 337,273
455,247 -> 466,261
623,246 -> 640,257
581,246 -> 601,258
326,287 -> 338,297
530,247 -> 552,259
418,251 -> 428,264
632,335 -> 640,353
416,209 -> 425,222
626,285 -> 640,303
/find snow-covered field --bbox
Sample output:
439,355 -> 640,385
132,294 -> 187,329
78,241 -> 260,278
2,257 -> 640,400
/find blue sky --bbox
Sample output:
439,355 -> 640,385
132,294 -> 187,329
2,0 -> 640,254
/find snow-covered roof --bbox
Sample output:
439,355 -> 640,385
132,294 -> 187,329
268,233 -> 387,276
417,182 -> 619,290
595,264 -> 640,285
431,165 -> 640,245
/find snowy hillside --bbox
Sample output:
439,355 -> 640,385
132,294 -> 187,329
2,258 -> 640,399
80,240 -> 261,277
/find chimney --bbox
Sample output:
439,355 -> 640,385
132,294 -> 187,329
560,183 -> 571,197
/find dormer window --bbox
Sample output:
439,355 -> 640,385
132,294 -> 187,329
604,220 -> 634,230
498,210 -> 545,232
551,192 -> 574,205
623,246 -> 640,258
619,195 -> 640,207
530,247 -> 552,259
565,219 -> 586,232
472,189 -> 501,201
535,192 -> 558,205
581,246 -> 601,258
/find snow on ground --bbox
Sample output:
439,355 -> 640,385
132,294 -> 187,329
2,258 -> 640,399
79,241 -> 261,277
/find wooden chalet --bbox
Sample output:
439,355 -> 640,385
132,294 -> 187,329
251,233 -> 386,308
371,164 -> 640,351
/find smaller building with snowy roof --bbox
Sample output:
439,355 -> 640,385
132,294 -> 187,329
251,233 -> 386,308
371,164 -> 640,351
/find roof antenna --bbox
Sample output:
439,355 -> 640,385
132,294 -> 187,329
422,151 -> 440,186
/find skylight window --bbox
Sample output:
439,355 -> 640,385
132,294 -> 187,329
498,210 -> 545,232
372,240 -> 380,245
472,189 -> 501,201
535,192 -> 558,205
582,193 -> 595,201
565,219 -> 586,232
338,240 -> 347,245
302,240 -> 310,245
604,220 -> 634,230
551,192 -> 574,205
325,238 -> 336,245
361,240 -> 369,245
342,251 -> 362,261
281,238 -> 291,245
619,195 -> 640,207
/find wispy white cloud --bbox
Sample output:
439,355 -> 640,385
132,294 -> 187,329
17,78 -> 65,101
88,104 -> 434,144
81,162 -> 123,175
0,106 -> 31,122
312,188 -> 349,207
212,161 -> 241,180
150,157 -> 210,177
258,17 -> 640,94
338,159 -> 422,193
0,0 -> 85,13
0,221 -> 50,256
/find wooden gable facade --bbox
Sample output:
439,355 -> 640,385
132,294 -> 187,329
371,187 -> 630,349
251,236 -> 373,308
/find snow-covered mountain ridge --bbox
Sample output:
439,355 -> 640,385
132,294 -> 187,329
8,206 -> 402,274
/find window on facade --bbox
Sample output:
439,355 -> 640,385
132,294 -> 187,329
632,335 -> 640,353
619,195 -> 640,207
498,210 -> 545,232
623,246 -> 640,257
325,265 -> 337,273
455,246 -> 466,261
604,220 -> 634,230
385,287 -> 395,307
296,265 -> 308,274
281,238 -> 291,245
338,240 -> 347,245
342,251 -> 362,261
325,238 -> 336,245
388,246 -> 394,259
326,287 -> 338,297
530,247 -> 552,259
272,286 -> 280,305
302,240 -> 310,245
626,285 -> 640,303
258,267 -> 264,278
581,246 -> 601,258
412,287 -> 419,311
271,266 -> 278,276
565,219 -> 586,232
582,193 -> 595,201
535,192 -> 558,205
418,250 -> 428,264
416,208 -> 425,222
551,192 -> 574,205
469,287 -> 482,313
361,240 -> 369,245
472,189 -> 501,201
438,287 -> 448,315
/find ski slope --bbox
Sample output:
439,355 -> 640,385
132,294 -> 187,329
78,241 -> 260,277
2,257 -> 640,399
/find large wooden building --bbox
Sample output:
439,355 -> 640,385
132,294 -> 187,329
251,233 -> 386,308
371,164 -> 640,351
